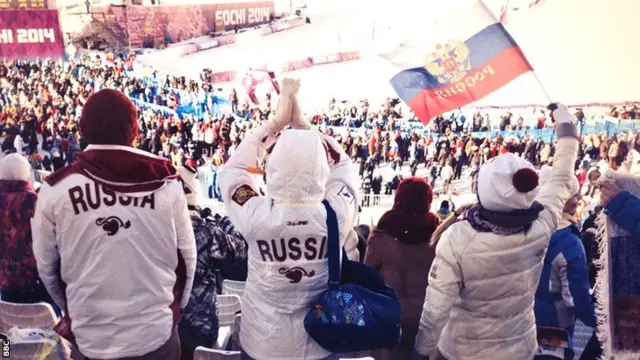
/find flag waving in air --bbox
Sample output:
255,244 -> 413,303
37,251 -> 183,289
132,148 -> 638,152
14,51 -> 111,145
389,0 -> 534,124
501,0 -> 548,24
242,70 -> 281,105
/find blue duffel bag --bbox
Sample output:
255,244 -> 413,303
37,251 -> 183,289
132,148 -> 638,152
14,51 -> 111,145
304,200 -> 402,353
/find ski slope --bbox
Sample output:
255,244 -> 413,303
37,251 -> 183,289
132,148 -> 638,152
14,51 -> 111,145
147,12 -> 379,80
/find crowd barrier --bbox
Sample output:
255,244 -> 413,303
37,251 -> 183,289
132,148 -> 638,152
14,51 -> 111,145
208,50 -> 362,84
123,85 -> 639,141
121,63 -> 640,139
123,90 -> 639,141
129,95 -> 231,119
129,98 -> 180,118
585,119 -> 640,136
33,169 -> 51,184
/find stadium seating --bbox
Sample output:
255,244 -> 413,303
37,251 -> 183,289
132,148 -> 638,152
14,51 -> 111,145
0,301 -> 59,334
221,280 -> 246,298
7,339 -> 58,360
230,314 -> 241,351
194,347 -> 242,360
215,294 -> 242,350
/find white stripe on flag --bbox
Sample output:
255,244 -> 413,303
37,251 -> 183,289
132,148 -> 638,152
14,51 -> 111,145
381,0 -> 499,70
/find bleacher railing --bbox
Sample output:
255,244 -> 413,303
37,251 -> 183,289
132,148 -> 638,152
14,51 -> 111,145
122,89 -> 640,140
33,169 -> 51,184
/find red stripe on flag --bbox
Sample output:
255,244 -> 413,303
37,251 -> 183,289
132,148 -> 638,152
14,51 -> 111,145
407,47 -> 532,123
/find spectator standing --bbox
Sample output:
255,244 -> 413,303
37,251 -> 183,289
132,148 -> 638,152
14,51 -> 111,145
0,154 -> 60,315
31,89 -> 197,360
208,150 -> 224,200
364,177 -> 440,360
534,168 -> 596,359
440,160 -> 454,194
219,79 -> 359,360
177,166 -> 248,359
435,200 -> 452,223
414,105 -> 579,360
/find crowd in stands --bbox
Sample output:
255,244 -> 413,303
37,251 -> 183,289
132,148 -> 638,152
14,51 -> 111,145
2,55 -> 640,360
2,54 -> 638,200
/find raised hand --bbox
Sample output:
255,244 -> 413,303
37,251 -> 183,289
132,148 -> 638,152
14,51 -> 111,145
263,77 -> 300,135
291,94 -> 311,130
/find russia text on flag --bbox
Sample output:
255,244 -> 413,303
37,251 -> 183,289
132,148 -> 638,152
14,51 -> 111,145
388,0 -> 533,124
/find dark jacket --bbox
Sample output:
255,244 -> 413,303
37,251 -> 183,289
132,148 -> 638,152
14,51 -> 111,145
364,214 -> 438,360
0,180 -> 40,293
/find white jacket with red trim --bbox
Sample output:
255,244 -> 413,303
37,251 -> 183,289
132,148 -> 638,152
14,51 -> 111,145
219,126 -> 359,360
31,145 -> 196,359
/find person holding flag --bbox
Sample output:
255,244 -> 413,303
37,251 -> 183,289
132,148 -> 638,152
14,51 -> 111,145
414,102 -> 580,360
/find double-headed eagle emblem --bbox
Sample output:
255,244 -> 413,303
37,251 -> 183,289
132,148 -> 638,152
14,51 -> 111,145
424,40 -> 471,84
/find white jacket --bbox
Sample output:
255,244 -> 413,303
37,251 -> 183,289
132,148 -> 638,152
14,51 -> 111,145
415,126 -> 579,360
31,145 -> 196,359
219,126 -> 359,360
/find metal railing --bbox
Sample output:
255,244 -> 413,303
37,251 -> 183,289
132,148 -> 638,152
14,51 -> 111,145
33,170 -> 52,184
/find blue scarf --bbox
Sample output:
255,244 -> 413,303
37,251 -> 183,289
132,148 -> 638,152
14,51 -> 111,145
465,202 -> 544,235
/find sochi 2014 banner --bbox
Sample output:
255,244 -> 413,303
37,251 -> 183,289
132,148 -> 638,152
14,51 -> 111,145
92,1 -> 275,48
0,10 -> 64,59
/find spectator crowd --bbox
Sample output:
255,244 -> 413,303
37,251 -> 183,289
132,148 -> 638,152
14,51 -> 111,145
2,54 -> 640,360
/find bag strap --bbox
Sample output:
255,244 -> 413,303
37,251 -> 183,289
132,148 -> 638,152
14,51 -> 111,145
322,199 -> 341,290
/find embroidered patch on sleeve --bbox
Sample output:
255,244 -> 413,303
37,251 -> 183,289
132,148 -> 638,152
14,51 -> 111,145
232,184 -> 259,206
429,264 -> 438,280
337,185 -> 355,205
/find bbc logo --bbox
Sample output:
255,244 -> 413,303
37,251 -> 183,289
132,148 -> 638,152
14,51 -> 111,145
2,339 -> 9,358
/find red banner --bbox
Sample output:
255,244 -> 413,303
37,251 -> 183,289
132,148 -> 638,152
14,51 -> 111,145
0,9 -> 64,59
92,2 -> 275,48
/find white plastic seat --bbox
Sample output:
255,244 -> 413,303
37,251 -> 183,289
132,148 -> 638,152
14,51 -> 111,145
194,346 -> 241,360
7,339 -> 58,360
0,300 -> 59,334
215,294 -> 241,350
230,313 -> 241,351
221,280 -> 246,298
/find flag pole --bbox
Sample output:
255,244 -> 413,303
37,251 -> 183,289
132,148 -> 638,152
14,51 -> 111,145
531,71 -> 553,104
483,0 -> 553,104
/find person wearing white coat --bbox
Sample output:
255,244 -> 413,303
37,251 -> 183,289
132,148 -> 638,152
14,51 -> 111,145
415,104 -> 580,360
31,89 -> 196,360
13,133 -> 25,156
218,79 -> 359,360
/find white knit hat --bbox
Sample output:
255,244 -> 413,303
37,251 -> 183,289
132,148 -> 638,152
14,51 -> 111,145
0,153 -> 31,181
538,165 -> 580,197
177,165 -> 201,206
477,153 -> 540,212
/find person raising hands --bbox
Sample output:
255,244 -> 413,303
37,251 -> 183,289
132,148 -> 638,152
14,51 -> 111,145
218,78 -> 359,360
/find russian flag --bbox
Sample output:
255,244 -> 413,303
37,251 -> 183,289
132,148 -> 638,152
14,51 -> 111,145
242,70 -> 281,105
389,0 -> 533,124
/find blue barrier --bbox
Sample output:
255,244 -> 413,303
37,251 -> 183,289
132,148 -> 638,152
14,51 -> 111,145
123,88 -> 639,142
469,128 -> 557,143
580,120 -> 640,137
129,97 -> 180,119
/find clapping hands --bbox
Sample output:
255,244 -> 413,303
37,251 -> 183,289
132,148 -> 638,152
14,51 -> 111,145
264,77 -> 311,134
